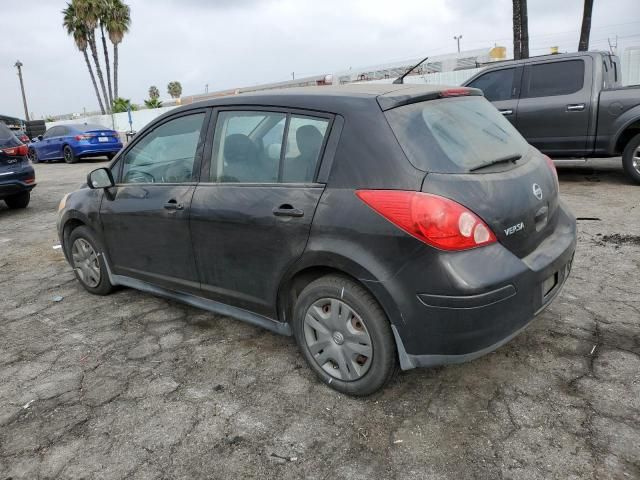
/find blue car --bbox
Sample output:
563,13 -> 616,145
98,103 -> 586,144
28,124 -> 123,164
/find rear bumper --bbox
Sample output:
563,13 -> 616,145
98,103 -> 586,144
73,143 -> 122,157
365,201 -> 577,370
0,165 -> 36,199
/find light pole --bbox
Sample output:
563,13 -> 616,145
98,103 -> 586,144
453,35 -> 462,53
14,60 -> 30,121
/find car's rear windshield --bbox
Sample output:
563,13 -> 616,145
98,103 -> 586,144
385,96 -> 530,173
0,123 -> 17,142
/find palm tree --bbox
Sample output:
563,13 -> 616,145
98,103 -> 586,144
112,97 -> 137,113
148,85 -> 160,100
167,81 -> 183,100
105,0 -> 130,100
144,98 -> 163,109
75,0 -> 111,113
579,0 -> 594,51
62,2 -> 106,113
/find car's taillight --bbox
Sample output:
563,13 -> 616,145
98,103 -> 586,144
356,190 -> 497,251
75,134 -> 92,140
2,144 -> 28,156
19,135 -> 29,142
544,155 -> 558,188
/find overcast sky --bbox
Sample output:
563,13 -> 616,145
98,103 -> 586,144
2,0 -> 639,119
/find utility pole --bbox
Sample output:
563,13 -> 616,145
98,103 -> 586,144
14,60 -> 30,121
205,84 -> 209,94
453,35 -> 462,53
291,72 -> 295,80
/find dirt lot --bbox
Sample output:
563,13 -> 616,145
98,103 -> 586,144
1,158 -> 639,479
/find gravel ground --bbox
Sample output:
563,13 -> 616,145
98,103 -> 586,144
1,158 -> 639,480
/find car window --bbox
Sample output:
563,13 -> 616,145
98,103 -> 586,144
210,111 -> 286,183
0,123 -> 17,142
281,115 -> 329,183
385,96 -> 529,173
43,127 -> 59,138
210,111 -> 330,183
121,113 -> 205,184
524,60 -> 585,97
467,68 -> 515,102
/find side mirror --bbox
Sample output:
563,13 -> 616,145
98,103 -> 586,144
87,168 -> 115,189
37,135 -> 43,141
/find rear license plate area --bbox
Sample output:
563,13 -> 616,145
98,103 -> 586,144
98,137 -> 109,143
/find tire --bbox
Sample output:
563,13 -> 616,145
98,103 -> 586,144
67,226 -> 114,295
622,133 -> 640,185
28,147 -> 39,163
63,145 -> 77,164
292,275 -> 398,396
4,191 -> 30,209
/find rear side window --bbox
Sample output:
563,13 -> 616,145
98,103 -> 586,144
210,111 -> 329,183
467,68 -> 515,102
0,123 -> 16,142
385,96 -> 529,173
524,60 -> 584,97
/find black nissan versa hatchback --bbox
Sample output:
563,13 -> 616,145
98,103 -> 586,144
57,84 -> 576,395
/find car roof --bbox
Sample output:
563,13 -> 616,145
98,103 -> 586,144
172,84 -> 474,115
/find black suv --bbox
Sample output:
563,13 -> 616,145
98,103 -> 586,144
0,122 -> 35,209
58,85 -> 576,395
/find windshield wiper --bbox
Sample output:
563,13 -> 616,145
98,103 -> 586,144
469,154 -> 521,172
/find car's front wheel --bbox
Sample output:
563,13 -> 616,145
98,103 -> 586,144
67,226 -> 114,295
292,275 -> 398,396
63,145 -> 78,164
622,133 -> 640,185
4,191 -> 30,209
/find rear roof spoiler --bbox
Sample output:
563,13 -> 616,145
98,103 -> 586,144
377,86 -> 483,111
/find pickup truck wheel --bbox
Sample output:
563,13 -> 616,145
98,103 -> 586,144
622,133 -> 640,185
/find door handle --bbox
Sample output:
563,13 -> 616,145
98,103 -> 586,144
273,204 -> 304,217
164,199 -> 184,210
567,103 -> 585,112
499,109 -> 513,116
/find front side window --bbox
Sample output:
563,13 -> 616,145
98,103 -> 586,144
525,60 -> 585,97
210,111 -> 329,183
121,113 -> 205,184
467,68 -> 515,102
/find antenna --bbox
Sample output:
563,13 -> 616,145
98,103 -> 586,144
392,56 -> 429,85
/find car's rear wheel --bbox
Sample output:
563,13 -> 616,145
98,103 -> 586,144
63,145 -> 78,164
27,148 -> 39,163
292,275 -> 398,396
622,133 -> 640,185
4,191 -> 30,209
68,226 -> 114,295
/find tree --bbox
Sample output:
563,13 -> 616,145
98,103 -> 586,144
105,0 -> 130,100
63,2 -> 106,114
112,97 -> 137,113
144,98 -> 163,109
167,81 -> 183,100
75,0 -> 111,113
148,85 -> 160,100
62,0 -> 131,114
579,0 -> 594,51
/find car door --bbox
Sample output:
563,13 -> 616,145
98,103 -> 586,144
190,108 -> 333,317
99,109 -> 210,293
39,127 -> 59,160
465,66 -> 522,126
515,57 -> 592,156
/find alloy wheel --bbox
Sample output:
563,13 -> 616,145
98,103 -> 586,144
71,238 -> 101,288
64,147 -> 73,163
633,146 -> 640,174
303,298 -> 373,381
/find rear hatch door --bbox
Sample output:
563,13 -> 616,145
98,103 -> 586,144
384,94 -> 559,258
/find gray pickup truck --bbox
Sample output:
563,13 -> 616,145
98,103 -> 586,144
463,51 -> 640,183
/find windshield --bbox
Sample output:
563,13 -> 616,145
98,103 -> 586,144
385,96 -> 530,173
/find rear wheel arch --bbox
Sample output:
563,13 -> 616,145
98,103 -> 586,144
615,121 -> 640,154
